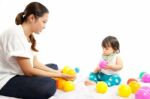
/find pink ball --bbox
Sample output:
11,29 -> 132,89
99,60 -> 108,69
141,86 -> 150,91
135,86 -> 150,99
142,73 -> 150,83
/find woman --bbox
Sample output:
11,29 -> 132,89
0,2 -> 75,99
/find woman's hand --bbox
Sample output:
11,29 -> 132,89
61,73 -> 76,81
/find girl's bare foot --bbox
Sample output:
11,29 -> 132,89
84,80 -> 96,86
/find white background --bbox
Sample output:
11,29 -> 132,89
1,0 -> 150,78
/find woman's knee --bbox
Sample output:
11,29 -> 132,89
36,78 -> 57,98
46,63 -> 58,70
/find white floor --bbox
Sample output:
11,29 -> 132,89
50,73 -> 134,99
1,71 -> 149,99
50,81 -> 135,99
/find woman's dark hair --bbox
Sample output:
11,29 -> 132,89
15,2 -> 49,51
102,36 -> 120,53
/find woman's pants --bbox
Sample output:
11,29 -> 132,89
0,63 -> 58,99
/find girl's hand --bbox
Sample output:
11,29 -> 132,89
94,66 -> 101,73
103,65 -> 113,70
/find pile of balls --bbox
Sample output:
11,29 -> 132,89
56,66 -> 79,92
140,72 -> 150,83
135,72 -> 150,99
118,72 -> 150,99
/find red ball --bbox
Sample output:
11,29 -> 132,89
127,78 -> 137,85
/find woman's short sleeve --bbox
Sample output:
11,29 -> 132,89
2,26 -> 33,59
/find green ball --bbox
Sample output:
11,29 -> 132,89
139,72 -> 146,79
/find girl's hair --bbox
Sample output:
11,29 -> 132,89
102,36 -> 120,53
15,2 -> 49,51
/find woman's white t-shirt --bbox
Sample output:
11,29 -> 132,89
0,25 -> 34,90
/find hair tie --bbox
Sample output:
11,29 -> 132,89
22,12 -> 25,18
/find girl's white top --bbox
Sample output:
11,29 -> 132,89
101,53 -> 121,75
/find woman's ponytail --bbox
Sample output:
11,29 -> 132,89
29,34 -> 38,52
15,12 -> 25,25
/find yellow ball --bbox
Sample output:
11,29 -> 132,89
62,66 -> 70,74
129,81 -> 141,93
96,81 -> 108,94
67,69 -> 76,76
63,81 -> 75,92
118,84 -> 131,97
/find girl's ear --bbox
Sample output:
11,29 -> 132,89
28,14 -> 36,23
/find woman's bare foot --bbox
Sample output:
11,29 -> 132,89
84,80 -> 96,86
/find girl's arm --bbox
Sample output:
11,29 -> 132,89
94,64 -> 101,73
15,57 -> 75,80
104,55 -> 123,71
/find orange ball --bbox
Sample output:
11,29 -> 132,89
127,78 -> 137,85
56,78 -> 66,90
129,81 -> 141,93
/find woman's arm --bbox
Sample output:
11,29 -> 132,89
33,55 -> 59,73
15,57 -> 75,80
104,55 -> 123,71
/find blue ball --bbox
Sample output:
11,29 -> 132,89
74,67 -> 80,73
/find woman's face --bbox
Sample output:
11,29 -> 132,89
31,13 -> 48,34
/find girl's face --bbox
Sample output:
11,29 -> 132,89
102,46 -> 114,55
31,13 -> 48,34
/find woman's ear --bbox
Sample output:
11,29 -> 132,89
28,14 -> 36,23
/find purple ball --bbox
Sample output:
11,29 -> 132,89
142,73 -> 150,83
99,60 -> 108,69
135,86 -> 150,99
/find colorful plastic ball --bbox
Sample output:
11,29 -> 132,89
67,69 -> 76,76
135,86 -> 150,99
129,81 -> 141,93
56,78 -> 66,90
142,73 -> 150,83
141,86 -> 150,91
96,81 -> 108,94
74,67 -> 80,73
139,72 -> 146,79
127,78 -> 137,85
118,84 -> 132,97
63,81 -> 75,92
99,60 -> 108,69
62,66 -> 70,74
